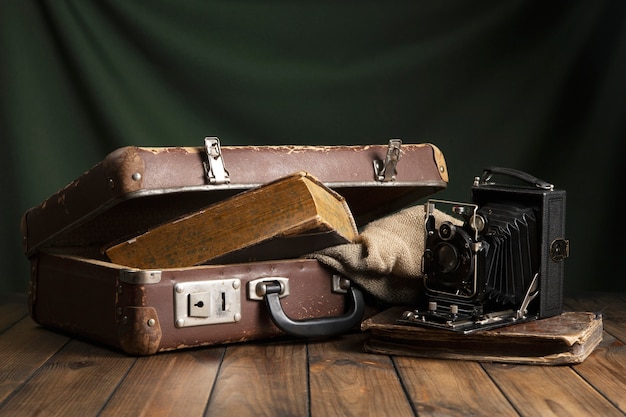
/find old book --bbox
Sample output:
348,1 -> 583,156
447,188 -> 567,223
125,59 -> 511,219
361,307 -> 603,365
105,171 -> 358,268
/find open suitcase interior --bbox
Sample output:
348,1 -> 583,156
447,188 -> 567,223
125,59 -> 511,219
22,138 -> 449,354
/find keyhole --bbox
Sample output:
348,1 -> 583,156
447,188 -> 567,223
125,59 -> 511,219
195,301 -> 204,308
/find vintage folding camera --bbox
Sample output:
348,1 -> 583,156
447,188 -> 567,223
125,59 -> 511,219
400,167 -> 569,333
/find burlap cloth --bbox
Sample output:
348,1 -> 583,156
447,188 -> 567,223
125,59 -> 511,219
307,204 -> 458,305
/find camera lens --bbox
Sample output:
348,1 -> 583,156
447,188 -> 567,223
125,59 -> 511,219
435,243 -> 459,273
424,213 -> 476,295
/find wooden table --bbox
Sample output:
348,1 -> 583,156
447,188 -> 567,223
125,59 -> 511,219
1,292 -> 625,417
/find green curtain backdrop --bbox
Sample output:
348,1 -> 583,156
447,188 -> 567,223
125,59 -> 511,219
2,0 -> 625,295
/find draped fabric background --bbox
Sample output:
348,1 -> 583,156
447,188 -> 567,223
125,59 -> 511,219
2,0 -> 625,294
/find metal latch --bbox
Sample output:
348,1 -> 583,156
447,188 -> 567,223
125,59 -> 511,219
203,136 -> 230,185
173,279 -> 241,328
374,139 -> 402,182
550,238 -> 570,261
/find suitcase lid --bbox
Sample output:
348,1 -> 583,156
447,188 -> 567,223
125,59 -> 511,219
22,138 -> 448,257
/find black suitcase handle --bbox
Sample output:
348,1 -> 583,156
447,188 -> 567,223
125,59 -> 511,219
481,166 -> 554,190
263,281 -> 365,338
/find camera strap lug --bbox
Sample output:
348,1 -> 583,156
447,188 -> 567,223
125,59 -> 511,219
516,273 -> 540,319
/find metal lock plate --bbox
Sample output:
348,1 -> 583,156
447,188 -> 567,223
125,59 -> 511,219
174,279 -> 242,328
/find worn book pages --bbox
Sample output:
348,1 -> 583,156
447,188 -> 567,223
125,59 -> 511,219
105,171 -> 358,268
361,307 -> 603,365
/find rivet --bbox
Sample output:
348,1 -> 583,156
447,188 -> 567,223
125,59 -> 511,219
122,316 -> 129,325
175,284 -> 184,293
117,285 -> 124,294
108,178 -> 115,189
439,166 -> 445,173
232,279 -> 241,290
176,318 -> 185,327
234,313 -> 242,322
132,172 -> 142,181
116,307 -> 123,316
147,318 -> 156,327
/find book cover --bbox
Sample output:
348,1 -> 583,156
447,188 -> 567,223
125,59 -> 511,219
361,307 -> 603,365
105,171 -> 358,268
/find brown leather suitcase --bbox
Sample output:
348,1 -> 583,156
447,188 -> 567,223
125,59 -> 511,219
21,138 -> 448,355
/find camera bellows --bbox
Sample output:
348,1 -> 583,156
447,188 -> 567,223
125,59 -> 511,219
478,203 -> 538,305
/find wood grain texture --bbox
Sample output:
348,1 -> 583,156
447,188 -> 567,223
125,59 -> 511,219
0,340 -> 136,417
105,171 -> 357,268
0,317 -> 69,403
0,293 -> 625,416
483,362 -> 624,416
99,348 -> 225,417
206,342 -> 309,417
564,293 -> 626,415
571,331 -> 626,414
308,333 -> 415,417
565,292 -> 626,342
394,357 -> 519,417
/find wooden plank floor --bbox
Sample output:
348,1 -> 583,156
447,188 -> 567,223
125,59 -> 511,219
1,292 -> 625,417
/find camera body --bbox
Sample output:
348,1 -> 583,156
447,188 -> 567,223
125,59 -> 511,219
402,167 -> 569,333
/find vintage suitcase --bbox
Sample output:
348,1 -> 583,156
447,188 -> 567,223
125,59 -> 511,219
22,138 -> 449,355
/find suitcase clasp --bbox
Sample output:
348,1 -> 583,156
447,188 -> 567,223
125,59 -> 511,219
374,139 -> 402,182
204,137 -> 230,185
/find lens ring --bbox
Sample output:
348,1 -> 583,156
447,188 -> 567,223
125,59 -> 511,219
438,222 -> 456,241
435,243 -> 459,274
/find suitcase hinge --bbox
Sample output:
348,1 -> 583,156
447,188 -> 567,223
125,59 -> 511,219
203,137 -> 230,185
374,139 -> 402,182
119,269 -> 162,284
